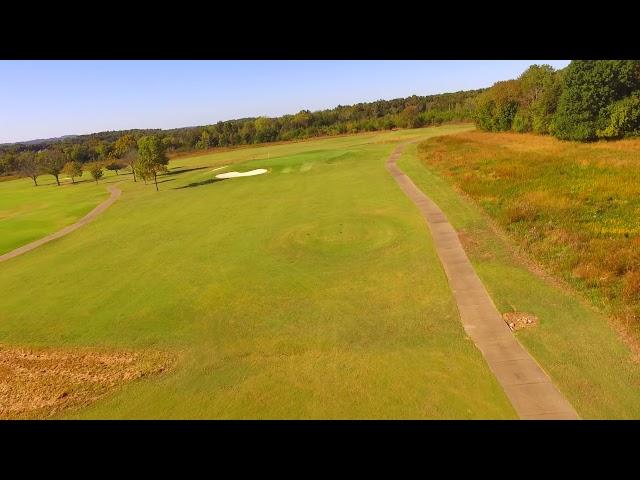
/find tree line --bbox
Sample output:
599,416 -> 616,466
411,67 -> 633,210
4,61 -> 638,182
0,89 -> 480,179
6,134 -> 169,191
474,60 -> 640,141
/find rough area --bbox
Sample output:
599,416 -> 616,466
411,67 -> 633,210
0,344 -> 173,419
386,142 -> 579,420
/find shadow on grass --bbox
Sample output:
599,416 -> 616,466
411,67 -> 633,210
174,178 -> 227,189
163,166 -> 209,177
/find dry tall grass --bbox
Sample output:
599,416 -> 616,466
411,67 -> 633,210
419,131 -> 640,339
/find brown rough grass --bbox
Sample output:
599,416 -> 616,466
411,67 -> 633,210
0,345 -> 174,419
418,130 -> 640,343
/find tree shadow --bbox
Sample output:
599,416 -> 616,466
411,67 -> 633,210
162,166 -> 209,177
174,178 -> 227,189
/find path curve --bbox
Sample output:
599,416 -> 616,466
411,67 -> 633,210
387,143 -> 579,420
0,185 -> 122,264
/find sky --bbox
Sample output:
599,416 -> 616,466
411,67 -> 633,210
0,60 -> 570,144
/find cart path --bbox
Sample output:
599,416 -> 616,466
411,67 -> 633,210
0,185 -> 122,264
387,143 -> 579,420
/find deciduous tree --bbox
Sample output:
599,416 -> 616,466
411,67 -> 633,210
554,60 -> 640,141
113,134 -> 137,158
123,149 -> 139,182
86,162 -> 104,184
105,159 -> 125,175
137,135 -> 168,191
17,151 -> 41,186
62,161 -> 83,184
39,149 -> 66,186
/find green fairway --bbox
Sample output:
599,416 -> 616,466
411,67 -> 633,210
0,124 -> 520,419
0,173 -> 115,255
399,138 -> 640,418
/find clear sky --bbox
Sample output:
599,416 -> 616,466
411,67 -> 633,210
0,60 -> 570,144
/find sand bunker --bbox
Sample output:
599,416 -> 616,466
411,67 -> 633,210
216,168 -> 268,179
0,344 -> 173,419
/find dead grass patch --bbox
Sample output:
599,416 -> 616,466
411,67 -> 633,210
502,312 -> 539,331
0,345 -> 174,419
623,271 -> 640,302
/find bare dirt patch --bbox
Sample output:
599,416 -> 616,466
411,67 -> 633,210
0,344 -> 174,419
502,312 -> 539,331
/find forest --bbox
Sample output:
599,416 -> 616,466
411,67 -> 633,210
4,60 -> 639,182
474,60 -> 640,141
0,89 -> 480,178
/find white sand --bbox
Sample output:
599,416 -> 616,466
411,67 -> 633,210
216,168 -> 268,179
209,166 -> 228,173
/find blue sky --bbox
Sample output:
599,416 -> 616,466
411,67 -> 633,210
0,60 -> 570,144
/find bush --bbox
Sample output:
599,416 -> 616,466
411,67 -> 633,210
473,93 -> 496,131
512,109 -> 533,132
553,109 -> 597,142
597,92 -> 640,139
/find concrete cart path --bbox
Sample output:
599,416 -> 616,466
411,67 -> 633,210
387,143 -> 579,420
0,185 -> 122,264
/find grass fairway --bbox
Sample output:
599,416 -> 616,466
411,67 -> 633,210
0,124 -> 518,419
399,133 -> 640,418
0,173 -> 114,255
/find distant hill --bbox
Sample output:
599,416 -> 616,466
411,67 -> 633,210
2,134 -> 79,147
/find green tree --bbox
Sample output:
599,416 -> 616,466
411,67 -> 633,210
292,110 -> 312,129
554,60 -> 640,141
512,64 -> 558,133
531,69 -> 564,134
62,161 -> 83,184
39,149 -> 66,186
196,129 -> 211,149
137,135 -> 168,191
113,134 -> 137,158
399,105 -> 421,128
122,149 -> 139,182
254,117 -> 276,143
0,152 -> 16,176
64,144 -> 90,163
596,92 -> 640,139
474,80 -> 522,132
105,159 -> 125,175
17,151 -> 41,186
114,134 -> 139,182
86,162 -> 104,184
94,141 -> 113,160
